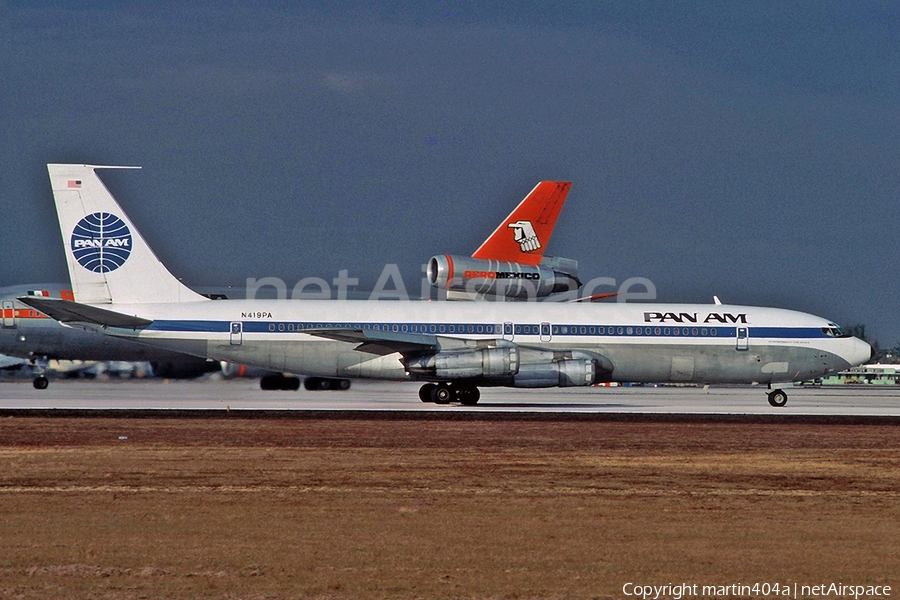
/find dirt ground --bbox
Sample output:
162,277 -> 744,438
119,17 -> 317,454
0,415 -> 898,599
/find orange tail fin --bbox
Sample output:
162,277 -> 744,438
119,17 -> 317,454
471,181 -> 571,266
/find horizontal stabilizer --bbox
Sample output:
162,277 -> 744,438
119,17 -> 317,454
18,297 -> 152,329
571,293 -> 618,303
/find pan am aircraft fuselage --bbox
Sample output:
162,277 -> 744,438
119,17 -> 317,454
21,165 -> 872,407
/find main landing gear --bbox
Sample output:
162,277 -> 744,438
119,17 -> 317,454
418,382 -> 480,406
259,375 -> 351,391
303,377 -> 351,391
767,388 -> 788,407
260,374 -> 301,391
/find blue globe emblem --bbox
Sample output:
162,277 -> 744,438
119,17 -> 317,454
71,212 -> 133,273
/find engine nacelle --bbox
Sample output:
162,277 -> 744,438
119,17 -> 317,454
407,347 -> 608,387
406,346 -> 519,379
513,358 -> 596,388
427,255 -> 579,299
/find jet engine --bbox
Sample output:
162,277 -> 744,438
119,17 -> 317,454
427,255 -> 580,300
406,346 -> 520,379
512,358 -> 595,387
406,348 -> 610,388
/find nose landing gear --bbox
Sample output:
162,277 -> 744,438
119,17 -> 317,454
767,388 -> 788,407
29,356 -> 50,390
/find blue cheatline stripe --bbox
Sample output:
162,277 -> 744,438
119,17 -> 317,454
144,320 -> 834,340
145,320 -> 230,332
751,327 -> 825,338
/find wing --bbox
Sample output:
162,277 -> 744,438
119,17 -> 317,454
0,355 -> 29,370
303,327 -> 439,356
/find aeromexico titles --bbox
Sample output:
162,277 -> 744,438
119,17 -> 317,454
20,164 -> 871,407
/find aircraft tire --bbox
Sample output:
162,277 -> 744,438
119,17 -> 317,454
262,374 -> 301,391
304,377 -> 332,391
431,383 -> 453,404
260,374 -> 280,390
457,384 -> 480,406
419,383 -> 436,403
33,376 -> 49,390
303,377 -> 349,391
767,389 -> 788,407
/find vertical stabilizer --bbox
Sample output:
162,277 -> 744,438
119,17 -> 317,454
471,181 -> 570,266
47,164 -> 207,305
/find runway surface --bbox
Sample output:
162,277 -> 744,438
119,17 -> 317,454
0,378 -> 898,416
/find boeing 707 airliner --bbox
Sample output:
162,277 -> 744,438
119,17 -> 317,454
21,165 -> 872,406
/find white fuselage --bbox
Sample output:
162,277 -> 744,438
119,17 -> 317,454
39,165 -> 872,393
97,299 -> 871,386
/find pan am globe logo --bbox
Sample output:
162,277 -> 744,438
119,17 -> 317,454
70,212 -> 133,273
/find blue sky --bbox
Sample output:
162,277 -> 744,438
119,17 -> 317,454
2,2 -> 898,344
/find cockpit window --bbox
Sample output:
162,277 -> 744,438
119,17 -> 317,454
822,325 -> 849,338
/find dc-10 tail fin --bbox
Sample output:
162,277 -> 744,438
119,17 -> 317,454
472,181 -> 570,266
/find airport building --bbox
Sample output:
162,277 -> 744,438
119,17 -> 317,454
800,364 -> 899,386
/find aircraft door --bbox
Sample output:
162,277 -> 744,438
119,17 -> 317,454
503,322 -> 514,341
230,321 -> 243,345
1,300 -> 14,328
736,327 -> 749,351
540,322 -> 552,342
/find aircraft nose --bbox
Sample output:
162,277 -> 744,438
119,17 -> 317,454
849,337 -> 873,367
